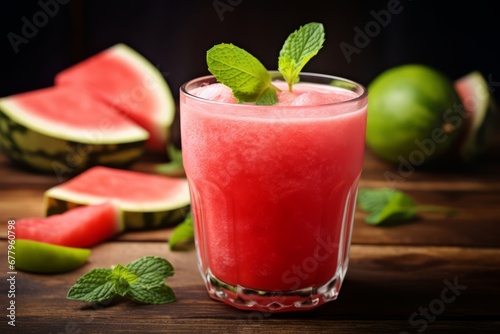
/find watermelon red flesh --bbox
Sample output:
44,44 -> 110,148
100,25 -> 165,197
16,203 -> 122,248
5,86 -> 148,143
0,86 -> 148,175
44,166 -> 191,229
55,44 -> 175,153
46,166 -> 190,209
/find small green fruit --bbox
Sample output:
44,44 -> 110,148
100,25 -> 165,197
367,64 -> 463,165
15,239 -> 91,274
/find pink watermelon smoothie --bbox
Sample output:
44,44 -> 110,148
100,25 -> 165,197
181,74 -> 367,309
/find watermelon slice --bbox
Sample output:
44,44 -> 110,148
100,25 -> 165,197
17,203 -> 122,248
55,44 -> 175,153
454,71 -> 498,162
0,86 -> 148,176
44,166 -> 191,230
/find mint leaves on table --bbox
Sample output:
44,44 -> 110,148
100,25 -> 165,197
170,212 -> 194,251
206,22 -> 325,105
278,22 -> 325,92
155,144 -> 184,176
67,256 -> 176,305
358,188 -> 457,225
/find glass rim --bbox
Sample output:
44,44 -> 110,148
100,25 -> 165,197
180,71 -> 368,108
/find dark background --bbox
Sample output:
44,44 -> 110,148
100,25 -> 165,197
1,0 -> 499,102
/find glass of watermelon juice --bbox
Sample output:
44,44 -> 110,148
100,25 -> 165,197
180,72 -> 367,312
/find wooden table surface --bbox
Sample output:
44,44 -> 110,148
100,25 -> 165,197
1,127 -> 500,333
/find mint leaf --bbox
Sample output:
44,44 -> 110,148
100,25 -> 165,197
126,257 -> 176,304
170,212 -> 194,251
256,87 -> 280,105
126,256 -> 174,289
207,43 -> 279,105
107,265 -> 137,296
365,191 -> 417,225
128,284 -> 176,305
67,268 -> 116,302
279,22 -> 325,92
67,256 -> 176,306
205,22 -> 326,103
155,144 -> 184,176
358,188 -> 456,225
358,188 -> 400,213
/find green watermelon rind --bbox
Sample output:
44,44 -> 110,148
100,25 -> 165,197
0,107 -> 147,174
0,97 -> 149,144
43,185 -> 191,230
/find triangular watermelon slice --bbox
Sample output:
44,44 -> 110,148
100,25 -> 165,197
44,166 -> 191,230
17,202 -> 122,248
55,44 -> 175,153
0,86 -> 148,175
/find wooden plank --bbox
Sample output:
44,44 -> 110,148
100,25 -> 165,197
361,126 -> 500,177
0,187 -> 176,241
0,153 -> 60,187
352,189 -> 500,247
2,186 -> 499,247
4,149 -> 500,191
0,75 -> 498,334
0,188 -> 45,220
1,194 -> 499,247
360,128 -> 500,191
2,242 -> 499,323
352,218 -> 500,247
0,152 -> 169,188
360,161 -> 500,193
360,177 -> 500,191
12,318 -> 500,334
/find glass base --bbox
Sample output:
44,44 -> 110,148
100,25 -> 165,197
202,268 -> 343,313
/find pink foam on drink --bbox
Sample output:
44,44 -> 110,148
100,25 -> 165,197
190,81 -> 358,109
191,83 -> 237,103
290,90 -> 346,106
275,89 -> 299,105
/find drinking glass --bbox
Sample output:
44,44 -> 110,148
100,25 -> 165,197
180,72 -> 367,312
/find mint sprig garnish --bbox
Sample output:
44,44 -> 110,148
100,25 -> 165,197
207,43 -> 279,105
358,188 -> 457,225
278,22 -> 325,92
206,22 -> 325,105
67,256 -> 176,305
